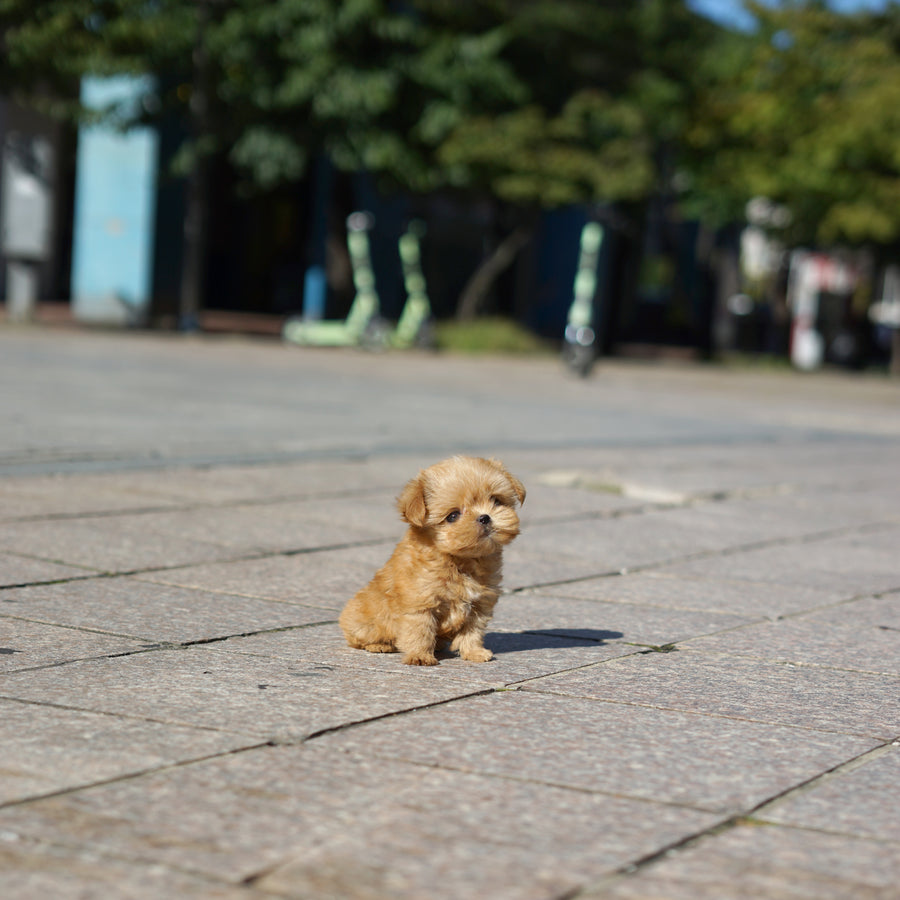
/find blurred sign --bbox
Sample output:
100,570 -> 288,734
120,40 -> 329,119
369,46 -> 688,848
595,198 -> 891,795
787,250 -> 859,370
1,133 -> 53,260
869,265 -> 900,330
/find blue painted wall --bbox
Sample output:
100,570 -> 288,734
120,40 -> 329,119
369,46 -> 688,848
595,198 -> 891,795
71,76 -> 158,324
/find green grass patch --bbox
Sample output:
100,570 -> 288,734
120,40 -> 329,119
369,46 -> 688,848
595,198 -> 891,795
434,317 -> 551,355
719,351 -> 794,371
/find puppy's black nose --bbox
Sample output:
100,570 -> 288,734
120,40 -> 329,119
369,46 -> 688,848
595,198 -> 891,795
477,514 -> 492,527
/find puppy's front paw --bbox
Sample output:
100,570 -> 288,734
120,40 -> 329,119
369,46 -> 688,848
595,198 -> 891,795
403,651 -> 439,666
460,646 -> 493,663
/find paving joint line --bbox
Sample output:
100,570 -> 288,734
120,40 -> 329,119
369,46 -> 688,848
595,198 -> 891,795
0,690 -> 272,739
510,518 -> 900,597
4,492 -> 894,596
771,583 -> 900,623
2,832 -> 253,896
512,685 -> 893,742
4,432 -> 849,478
1,659 -> 510,754
180,620 -> 340,649
575,739 -> 898,897
0,739 -> 272,813
321,744 -> 731,815
519,480 -> 803,530
294,687 -> 500,745
0,536 -> 396,593
753,740 -> 900,818
2,484 -> 398,526
0,618 -> 343,675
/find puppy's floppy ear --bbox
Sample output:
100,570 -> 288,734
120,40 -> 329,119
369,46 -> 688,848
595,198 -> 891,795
487,458 -> 526,506
397,472 -> 428,526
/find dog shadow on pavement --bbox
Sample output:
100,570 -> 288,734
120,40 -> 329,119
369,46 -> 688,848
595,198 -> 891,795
486,629 -> 624,653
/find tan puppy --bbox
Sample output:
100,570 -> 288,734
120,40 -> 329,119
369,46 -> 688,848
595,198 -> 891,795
339,456 -> 525,665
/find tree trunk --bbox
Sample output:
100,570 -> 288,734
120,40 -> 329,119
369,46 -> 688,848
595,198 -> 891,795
455,223 -> 535,321
178,0 -> 212,331
178,153 -> 209,331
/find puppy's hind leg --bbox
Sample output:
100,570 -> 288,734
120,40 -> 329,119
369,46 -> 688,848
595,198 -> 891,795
338,601 -> 397,654
345,630 -> 396,654
345,625 -> 396,654
363,641 -> 396,653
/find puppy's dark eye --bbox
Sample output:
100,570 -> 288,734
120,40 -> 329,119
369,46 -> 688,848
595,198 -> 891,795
445,510 -> 461,524
491,496 -> 506,507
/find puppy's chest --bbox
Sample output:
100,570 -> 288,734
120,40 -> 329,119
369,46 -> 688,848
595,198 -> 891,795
434,569 -> 492,630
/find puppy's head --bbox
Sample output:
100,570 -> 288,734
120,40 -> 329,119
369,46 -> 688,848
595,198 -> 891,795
397,456 -> 526,558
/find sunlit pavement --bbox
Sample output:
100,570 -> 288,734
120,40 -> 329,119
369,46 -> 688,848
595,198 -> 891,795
1,327 -> 898,899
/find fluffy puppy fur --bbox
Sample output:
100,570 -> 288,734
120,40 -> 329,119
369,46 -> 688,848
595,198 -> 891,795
339,456 -> 525,665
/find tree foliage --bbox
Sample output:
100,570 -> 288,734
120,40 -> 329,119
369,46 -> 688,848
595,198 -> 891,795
0,0 -> 714,211
0,1 -> 194,102
4,1 -> 900,252
684,0 -> 900,247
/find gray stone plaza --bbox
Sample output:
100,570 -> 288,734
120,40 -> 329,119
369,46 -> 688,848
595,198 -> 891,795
1,328 -> 898,898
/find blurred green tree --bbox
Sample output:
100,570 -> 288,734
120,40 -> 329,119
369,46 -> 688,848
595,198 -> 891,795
685,0 -> 900,247
0,0 -> 716,318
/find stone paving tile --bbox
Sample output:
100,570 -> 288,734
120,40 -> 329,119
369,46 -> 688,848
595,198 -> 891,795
589,822 -> 899,899
106,497 -> 395,556
521,650 -> 900,739
509,443 -> 872,496
0,516 -> 245,573
522,457 -> 774,501
521,460 -> 900,534
519,512 -> 722,571
0,577 -> 336,644
0,618 -> 146,673
513,498 -> 865,582
655,526 -> 900,596
0,492 -> 55,521
0,836 -> 253,900
504,441 -> 900,501
0,499 -> 394,573
502,544 -> 617,591
0,552 -> 92,587
811,484 -> 900,521
685,593 -> 900,675
758,488 -> 900,529
626,499 -> 815,547
0,645 -> 488,740
0,742 -> 719,896
762,746 -> 900,840
518,481 -> 647,522
493,593 -> 756,645
697,489 -> 900,534
100,458 -> 403,505
530,571 -> 837,619
137,541 -> 396,609
0,458 -> 412,517
685,488 -> 900,536
790,590 -> 900,628
212,623 -> 635,685
315,690 -> 878,814
0,698 -> 254,805
0,474 -> 185,520
254,767 -> 720,900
